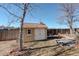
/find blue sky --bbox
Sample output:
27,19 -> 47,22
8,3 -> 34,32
25,3 -> 68,28
0,3 -> 79,28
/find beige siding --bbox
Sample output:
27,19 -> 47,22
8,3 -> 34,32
23,29 -> 35,42
34,28 -> 47,40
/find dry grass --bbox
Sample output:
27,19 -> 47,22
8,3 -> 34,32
0,39 -> 79,56
24,39 -> 57,48
8,39 -> 76,56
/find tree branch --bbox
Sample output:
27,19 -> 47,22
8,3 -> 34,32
0,5 -> 21,19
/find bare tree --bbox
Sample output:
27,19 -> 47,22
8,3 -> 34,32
19,3 -> 29,50
0,3 -> 29,50
59,4 -> 79,35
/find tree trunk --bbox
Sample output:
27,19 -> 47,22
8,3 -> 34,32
18,4 -> 28,51
19,18 -> 24,51
70,26 -> 73,35
69,19 -> 75,35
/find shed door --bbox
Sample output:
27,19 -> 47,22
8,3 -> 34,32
35,29 -> 46,40
24,29 -> 33,42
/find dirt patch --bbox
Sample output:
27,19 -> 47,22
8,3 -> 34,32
0,40 -> 17,56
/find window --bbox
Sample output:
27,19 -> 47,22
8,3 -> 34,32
28,29 -> 31,34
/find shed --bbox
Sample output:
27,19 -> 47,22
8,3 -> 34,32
23,22 -> 47,42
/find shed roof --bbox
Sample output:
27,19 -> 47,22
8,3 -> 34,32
23,23 -> 47,29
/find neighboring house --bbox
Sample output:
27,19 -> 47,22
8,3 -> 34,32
0,22 -> 47,42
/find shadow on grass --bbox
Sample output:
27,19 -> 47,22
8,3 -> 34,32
23,44 -> 74,56
24,39 -> 51,43
23,44 -> 59,51
25,38 -> 59,43
22,44 -> 59,56
53,47 -> 74,56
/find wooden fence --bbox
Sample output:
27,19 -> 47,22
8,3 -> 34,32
0,28 -> 79,41
0,29 -> 19,41
47,28 -> 79,36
